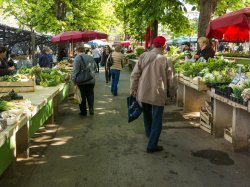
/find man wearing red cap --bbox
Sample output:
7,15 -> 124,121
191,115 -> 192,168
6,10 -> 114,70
130,36 -> 174,153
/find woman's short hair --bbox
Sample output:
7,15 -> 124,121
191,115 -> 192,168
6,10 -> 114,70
76,46 -> 85,53
115,45 -> 122,52
198,37 -> 209,45
0,46 -> 7,53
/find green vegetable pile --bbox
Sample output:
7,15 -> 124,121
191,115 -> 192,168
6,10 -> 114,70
217,52 -> 250,58
40,69 -> 66,87
231,80 -> 250,101
125,53 -> 137,59
0,100 -> 11,112
174,58 -> 237,78
174,62 -> 206,77
202,70 -> 232,84
18,66 -> 32,75
0,75 -> 19,82
135,47 -> 144,57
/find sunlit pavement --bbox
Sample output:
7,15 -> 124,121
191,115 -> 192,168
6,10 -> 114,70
1,66 -> 250,187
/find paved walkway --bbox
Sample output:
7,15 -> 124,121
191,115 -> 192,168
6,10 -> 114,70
1,67 -> 250,187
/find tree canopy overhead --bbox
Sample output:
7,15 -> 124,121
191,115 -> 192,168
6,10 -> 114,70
1,0 -> 249,41
2,0 -> 117,34
184,0 -> 247,37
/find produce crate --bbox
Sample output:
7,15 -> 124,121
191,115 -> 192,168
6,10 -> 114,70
224,127 -> 232,143
178,73 -> 208,91
200,107 -> 213,134
0,79 -> 35,93
205,101 -> 212,116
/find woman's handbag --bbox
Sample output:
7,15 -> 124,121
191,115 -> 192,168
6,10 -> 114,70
76,55 -> 94,84
106,53 -> 113,67
127,95 -> 142,123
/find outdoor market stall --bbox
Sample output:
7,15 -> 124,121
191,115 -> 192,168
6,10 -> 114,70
0,83 -> 69,176
175,57 -> 250,152
0,65 -> 73,176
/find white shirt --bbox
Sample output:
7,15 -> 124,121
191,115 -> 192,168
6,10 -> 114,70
92,48 -> 100,58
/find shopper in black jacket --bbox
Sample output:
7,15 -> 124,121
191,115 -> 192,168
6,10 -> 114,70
194,37 -> 215,61
0,47 -> 15,76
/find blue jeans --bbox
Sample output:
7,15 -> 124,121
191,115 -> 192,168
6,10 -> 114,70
110,69 -> 120,96
142,102 -> 164,150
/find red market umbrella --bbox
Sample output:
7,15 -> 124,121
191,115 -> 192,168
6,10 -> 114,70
120,41 -> 131,47
52,30 -> 108,43
145,26 -> 151,48
81,31 -> 108,41
206,8 -> 250,41
51,31 -> 85,43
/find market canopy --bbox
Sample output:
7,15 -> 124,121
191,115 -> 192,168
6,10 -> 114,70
206,8 -> 250,41
120,41 -> 131,47
81,31 -> 108,41
88,39 -> 108,46
51,31 -> 84,43
167,37 -> 197,45
51,30 -> 108,43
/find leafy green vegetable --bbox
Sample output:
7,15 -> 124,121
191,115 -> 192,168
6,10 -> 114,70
0,100 -> 11,111
39,69 -> 66,87
0,75 -> 19,82
18,66 -> 32,75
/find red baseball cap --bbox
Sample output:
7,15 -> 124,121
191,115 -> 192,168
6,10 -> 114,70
153,36 -> 167,47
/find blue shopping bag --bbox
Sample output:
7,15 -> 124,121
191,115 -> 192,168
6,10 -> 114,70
127,95 -> 142,123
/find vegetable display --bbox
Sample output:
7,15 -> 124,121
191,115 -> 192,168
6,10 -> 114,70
40,69 -> 66,87
175,58 -> 250,104
0,75 -> 19,82
0,100 -> 11,112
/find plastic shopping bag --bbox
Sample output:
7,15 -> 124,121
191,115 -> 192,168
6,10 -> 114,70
74,86 -> 82,104
127,95 -> 142,123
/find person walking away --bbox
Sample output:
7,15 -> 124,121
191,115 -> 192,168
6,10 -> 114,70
110,45 -> 124,96
194,37 -> 215,62
101,45 -> 112,83
92,46 -> 101,73
39,48 -> 51,68
0,46 -> 15,76
72,46 -> 96,116
130,36 -> 174,153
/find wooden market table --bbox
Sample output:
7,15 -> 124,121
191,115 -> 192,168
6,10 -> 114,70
128,59 -> 138,71
177,74 -> 208,113
208,91 -> 250,151
0,83 -> 69,176
177,77 -> 250,152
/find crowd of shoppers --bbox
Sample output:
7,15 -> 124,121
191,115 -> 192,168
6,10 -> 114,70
0,36 -> 219,154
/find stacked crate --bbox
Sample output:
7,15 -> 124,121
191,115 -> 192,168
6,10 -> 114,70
200,101 -> 213,134
224,127 -> 232,143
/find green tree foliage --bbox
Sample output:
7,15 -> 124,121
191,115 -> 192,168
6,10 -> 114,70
2,0 -> 117,34
184,0 -> 246,37
114,0 -> 192,42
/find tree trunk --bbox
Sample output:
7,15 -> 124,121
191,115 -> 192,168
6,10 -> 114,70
30,27 -> 36,66
55,0 -> 66,20
150,20 -> 158,47
198,0 -> 218,38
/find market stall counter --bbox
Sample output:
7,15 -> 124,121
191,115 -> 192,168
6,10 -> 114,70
0,83 -> 69,176
177,74 -> 208,113
208,90 -> 250,151
128,59 -> 138,71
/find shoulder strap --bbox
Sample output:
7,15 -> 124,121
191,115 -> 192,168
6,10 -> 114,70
79,54 -> 87,69
107,52 -> 113,63
142,54 -> 161,71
